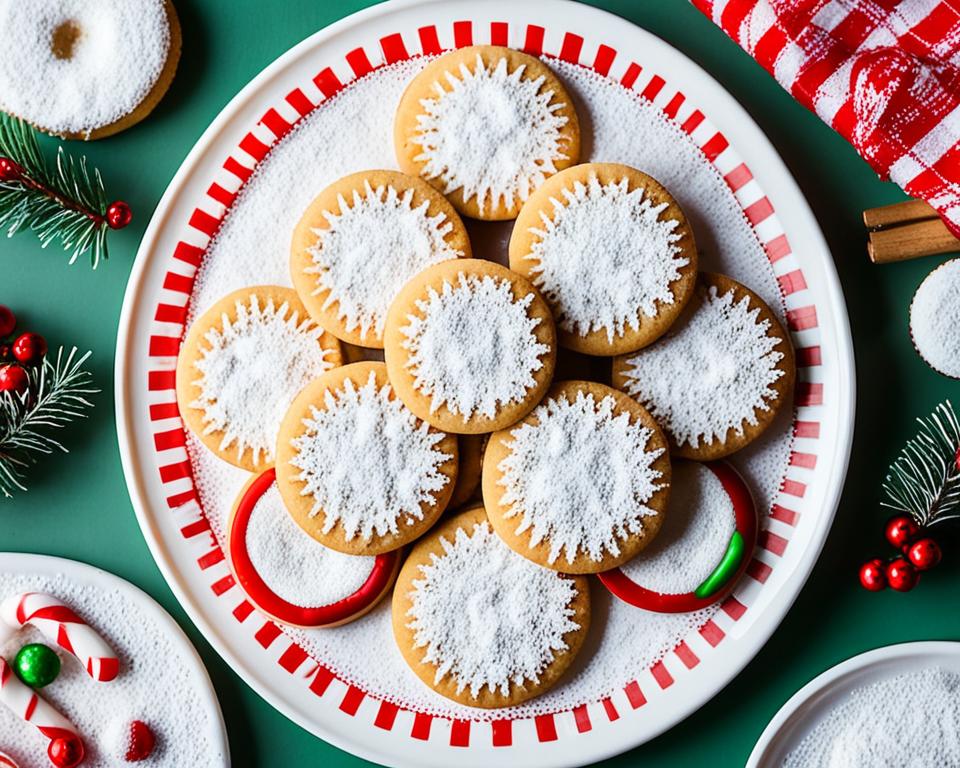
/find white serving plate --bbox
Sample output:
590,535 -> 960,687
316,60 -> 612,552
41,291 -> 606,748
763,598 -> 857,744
0,553 -> 229,765
115,1 -> 855,765
747,641 -> 960,767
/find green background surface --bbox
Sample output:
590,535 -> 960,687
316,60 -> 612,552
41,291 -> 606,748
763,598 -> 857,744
3,1 -> 958,766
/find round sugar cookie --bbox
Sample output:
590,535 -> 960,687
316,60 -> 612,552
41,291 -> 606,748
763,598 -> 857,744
290,170 -> 472,349
384,259 -> 557,434
599,460 -> 757,613
394,45 -> 581,221
228,469 -> 400,628
447,433 -> 488,509
0,0 -> 182,139
392,505 -> 590,708
483,380 -> 671,574
510,163 -> 698,355
612,273 -> 795,460
910,257 -> 960,378
275,361 -> 458,555
176,286 -> 343,472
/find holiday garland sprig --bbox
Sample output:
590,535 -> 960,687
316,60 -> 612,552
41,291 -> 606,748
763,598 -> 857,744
0,347 -> 97,499
0,113 -> 131,268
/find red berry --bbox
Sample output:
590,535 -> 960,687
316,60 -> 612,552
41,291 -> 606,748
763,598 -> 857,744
106,200 -> 132,230
0,344 -> 10,361
0,305 -> 14,337
907,537 -> 942,571
48,735 -> 85,768
884,515 -> 921,550
886,557 -> 920,592
859,558 -> 887,591
0,156 -> 22,182
0,364 -> 28,396
956,445 -> 960,473
124,720 -> 156,762
11,332 -> 46,365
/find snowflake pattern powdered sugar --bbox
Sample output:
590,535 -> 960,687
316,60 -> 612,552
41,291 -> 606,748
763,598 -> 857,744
526,174 -> 687,341
495,390 -> 666,565
910,258 -> 960,378
306,180 -> 464,340
413,54 -> 569,215
406,521 -> 579,698
289,372 -> 452,540
400,273 -> 549,420
191,294 -> 335,465
619,286 -> 786,450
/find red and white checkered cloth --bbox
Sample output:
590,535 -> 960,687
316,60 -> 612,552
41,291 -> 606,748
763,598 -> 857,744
692,0 -> 960,235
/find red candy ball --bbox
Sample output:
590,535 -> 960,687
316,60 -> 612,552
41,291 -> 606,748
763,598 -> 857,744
0,364 -> 28,396
124,720 -> 156,762
106,200 -> 132,230
884,515 -> 921,551
907,537 -> 942,571
48,735 -> 84,768
886,557 -> 920,592
12,332 -> 46,366
0,305 -> 14,338
859,558 -> 887,591
0,156 -> 22,182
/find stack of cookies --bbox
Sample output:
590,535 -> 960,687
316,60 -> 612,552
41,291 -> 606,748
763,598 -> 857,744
176,45 -> 796,709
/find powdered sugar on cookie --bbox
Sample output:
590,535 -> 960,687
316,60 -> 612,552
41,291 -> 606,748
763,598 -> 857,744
191,293 -> 335,465
306,181 -> 463,340
405,521 -> 579,698
400,273 -> 549,420
413,55 -> 569,215
496,391 -> 666,565
910,258 -> 960,377
527,174 -> 687,341
620,286 -> 786,449
289,372 -> 452,541
244,481 -> 375,607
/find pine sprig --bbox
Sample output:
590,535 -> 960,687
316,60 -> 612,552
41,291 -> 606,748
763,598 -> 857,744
882,401 -> 960,528
0,113 -> 116,267
0,347 -> 97,498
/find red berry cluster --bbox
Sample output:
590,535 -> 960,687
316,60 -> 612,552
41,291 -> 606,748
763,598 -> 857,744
859,514 -> 942,593
0,305 -> 47,397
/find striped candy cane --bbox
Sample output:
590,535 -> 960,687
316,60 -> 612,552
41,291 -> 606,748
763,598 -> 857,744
0,751 -> 18,768
0,593 -> 119,683
0,656 -> 81,744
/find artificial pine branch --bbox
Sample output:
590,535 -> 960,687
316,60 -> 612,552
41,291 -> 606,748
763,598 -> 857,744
882,400 -> 960,528
0,113 -> 130,268
0,347 -> 97,498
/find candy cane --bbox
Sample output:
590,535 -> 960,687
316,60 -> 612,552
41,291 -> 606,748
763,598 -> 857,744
0,751 -> 19,768
0,656 -> 79,743
0,593 -> 119,682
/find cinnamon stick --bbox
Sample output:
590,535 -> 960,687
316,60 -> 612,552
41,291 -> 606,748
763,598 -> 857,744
867,217 -> 960,264
863,199 -> 939,230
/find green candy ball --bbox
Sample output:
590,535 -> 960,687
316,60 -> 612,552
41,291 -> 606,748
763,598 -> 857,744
14,643 -> 60,688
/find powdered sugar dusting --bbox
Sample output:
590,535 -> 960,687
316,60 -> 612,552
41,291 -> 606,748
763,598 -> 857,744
413,55 -> 569,215
0,570 -> 223,767
400,272 -> 549,420
910,258 -> 960,377
406,521 -> 580,698
0,0 -> 171,136
783,667 -> 960,767
245,481 -> 375,607
190,292 -> 335,465
305,180 -> 464,340
526,173 -> 687,341
620,286 -> 786,449
620,463 -> 735,594
496,391 -> 666,565
289,371 -> 452,541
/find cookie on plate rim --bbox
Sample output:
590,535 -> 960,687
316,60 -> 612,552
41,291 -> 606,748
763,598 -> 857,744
275,361 -> 458,555
383,258 -> 557,434
483,380 -> 671,574
394,45 -> 581,221
227,468 -> 400,629
392,504 -> 590,708
612,272 -> 795,460
509,162 -> 698,355
176,285 -> 343,473
290,169 -> 471,349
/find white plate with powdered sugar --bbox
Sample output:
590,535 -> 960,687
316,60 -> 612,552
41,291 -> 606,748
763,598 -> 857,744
748,642 -> 960,767
116,0 -> 855,765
